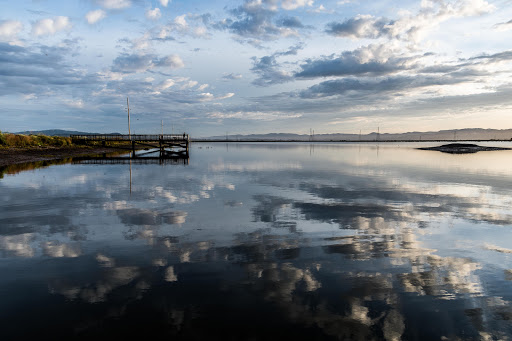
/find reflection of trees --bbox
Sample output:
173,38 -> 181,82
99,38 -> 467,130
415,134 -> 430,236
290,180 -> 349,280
0,158 -> 73,179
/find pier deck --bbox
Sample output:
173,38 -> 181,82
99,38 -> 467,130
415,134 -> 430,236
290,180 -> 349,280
71,134 -> 189,151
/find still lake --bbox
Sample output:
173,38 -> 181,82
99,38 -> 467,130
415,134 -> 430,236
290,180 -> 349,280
2,142 -> 512,340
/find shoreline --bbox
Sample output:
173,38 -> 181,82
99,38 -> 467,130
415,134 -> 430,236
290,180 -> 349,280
2,139 -> 511,167
0,146 -> 130,167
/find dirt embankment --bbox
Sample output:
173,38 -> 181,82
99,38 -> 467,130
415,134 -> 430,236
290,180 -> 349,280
0,146 -> 128,167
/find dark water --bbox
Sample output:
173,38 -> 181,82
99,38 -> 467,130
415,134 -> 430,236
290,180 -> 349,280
2,142 -> 512,340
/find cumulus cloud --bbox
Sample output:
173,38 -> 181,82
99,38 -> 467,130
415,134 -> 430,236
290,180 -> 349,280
326,15 -> 391,39
494,19 -> 512,32
111,53 -> 184,73
295,44 -> 417,78
222,73 -> 243,80
214,0 -> 303,41
326,0 -> 495,43
111,53 -> 154,73
251,55 -> 293,86
297,76 -> 442,99
282,0 -> 314,10
145,7 -> 161,21
276,16 -> 304,28
160,0 -> 170,7
158,78 -> 175,90
97,0 -> 131,9
208,110 -> 301,120
309,4 -> 333,13
0,42 -> 97,97
156,54 -> 185,68
199,92 -> 234,101
32,16 -> 72,36
0,20 -> 23,43
251,43 -> 304,86
158,14 -> 210,38
86,9 -> 106,24
64,99 -> 85,108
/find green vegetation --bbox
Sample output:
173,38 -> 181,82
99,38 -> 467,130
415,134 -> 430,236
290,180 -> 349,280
0,131 -> 72,148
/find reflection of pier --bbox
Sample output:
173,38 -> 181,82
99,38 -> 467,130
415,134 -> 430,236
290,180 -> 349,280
71,134 -> 189,153
73,156 -> 188,165
73,149 -> 189,165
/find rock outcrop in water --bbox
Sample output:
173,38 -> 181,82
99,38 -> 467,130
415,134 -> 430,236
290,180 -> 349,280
418,143 -> 510,154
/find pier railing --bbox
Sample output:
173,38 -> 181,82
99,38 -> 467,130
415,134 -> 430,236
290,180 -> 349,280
70,134 -> 189,142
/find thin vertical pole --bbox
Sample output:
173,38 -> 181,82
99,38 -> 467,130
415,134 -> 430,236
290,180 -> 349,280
127,97 -> 131,140
161,120 -> 163,135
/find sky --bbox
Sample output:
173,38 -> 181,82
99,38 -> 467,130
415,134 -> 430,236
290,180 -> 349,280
0,0 -> 511,137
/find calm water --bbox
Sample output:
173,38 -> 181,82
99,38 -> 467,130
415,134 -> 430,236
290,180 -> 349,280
2,142 -> 512,340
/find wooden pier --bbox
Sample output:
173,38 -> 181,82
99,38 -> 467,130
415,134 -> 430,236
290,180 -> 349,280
70,134 -> 189,152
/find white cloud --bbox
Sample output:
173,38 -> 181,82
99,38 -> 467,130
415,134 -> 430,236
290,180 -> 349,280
208,110 -> 301,120
145,7 -> 161,21
0,20 -> 23,43
174,14 -> 188,27
282,0 -> 314,10
158,54 -> 185,69
64,99 -> 85,108
32,16 -> 71,36
160,0 -> 170,7
179,80 -> 198,89
131,32 -> 151,50
222,73 -> 243,80
86,9 -> 106,24
218,92 -> 235,100
193,26 -> 208,37
494,19 -> 512,32
327,0 -> 495,44
159,13 -> 210,38
98,0 -> 131,9
159,79 -> 175,90
199,92 -> 214,101
310,5 -> 333,13
199,92 -> 234,101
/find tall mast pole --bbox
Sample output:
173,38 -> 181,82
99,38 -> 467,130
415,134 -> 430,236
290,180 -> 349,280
161,120 -> 163,135
127,97 -> 131,139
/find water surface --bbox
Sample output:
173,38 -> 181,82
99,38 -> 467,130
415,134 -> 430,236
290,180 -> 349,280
2,142 -> 512,340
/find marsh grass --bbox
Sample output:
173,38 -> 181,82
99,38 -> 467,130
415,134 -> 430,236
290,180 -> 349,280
0,131 -> 72,147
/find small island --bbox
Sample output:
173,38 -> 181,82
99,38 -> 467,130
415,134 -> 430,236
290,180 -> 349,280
418,143 -> 511,154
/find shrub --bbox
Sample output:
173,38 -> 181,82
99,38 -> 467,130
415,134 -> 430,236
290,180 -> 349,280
0,131 -> 6,146
0,133 -> 72,147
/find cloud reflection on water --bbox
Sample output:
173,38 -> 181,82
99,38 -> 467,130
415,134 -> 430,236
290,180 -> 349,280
2,143 -> 512,339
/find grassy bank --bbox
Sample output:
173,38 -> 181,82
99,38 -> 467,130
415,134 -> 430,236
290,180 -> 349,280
0,131 -> 72,148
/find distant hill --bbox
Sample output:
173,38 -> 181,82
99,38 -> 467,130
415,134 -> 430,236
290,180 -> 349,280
9,128 -> 512,140
201,128 -> 512,141
13,129 -> 121,137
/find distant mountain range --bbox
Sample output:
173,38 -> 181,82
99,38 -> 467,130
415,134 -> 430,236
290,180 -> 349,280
201,128 -> 512,141
9,128 -> 512,141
